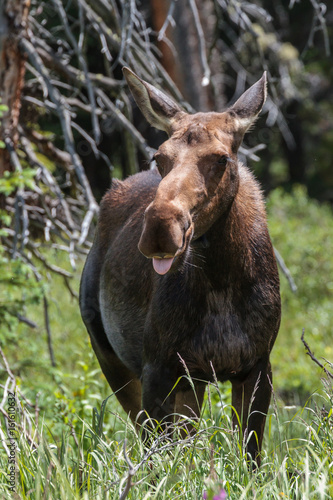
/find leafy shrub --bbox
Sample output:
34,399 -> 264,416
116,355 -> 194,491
0,249 -> 43,341
0,166 -> 43,343
267,186 -> 333,399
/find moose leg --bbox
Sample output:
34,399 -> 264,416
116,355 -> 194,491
231,359 -> 272,466
90,336 -> 142,423
141,363 -> 178,436
80,251 -> 142,422
174,383 -> 206,436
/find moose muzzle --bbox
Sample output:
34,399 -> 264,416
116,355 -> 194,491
138,200 -> 193,275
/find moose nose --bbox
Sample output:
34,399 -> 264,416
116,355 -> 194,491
138,201 -> 191,274
138,216 -> 182,258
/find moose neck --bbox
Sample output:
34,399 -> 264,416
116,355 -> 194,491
196,166 -> 264,284
191,158 -> 240,241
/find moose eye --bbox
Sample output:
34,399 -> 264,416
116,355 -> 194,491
153,155 -> 160,168
217,155 -> 229,167
154,156 -> 165,176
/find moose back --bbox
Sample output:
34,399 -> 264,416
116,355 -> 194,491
79,68 -> 281,465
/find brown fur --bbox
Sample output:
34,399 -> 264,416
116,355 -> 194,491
79,69 -> 281,466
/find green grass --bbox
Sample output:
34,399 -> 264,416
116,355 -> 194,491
0,377 -> 332,499
0,185 -> 333,498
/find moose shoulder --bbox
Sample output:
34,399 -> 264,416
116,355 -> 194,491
79,68 -> 281,466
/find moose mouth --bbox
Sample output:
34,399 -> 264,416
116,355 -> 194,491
151,224 -> 194,275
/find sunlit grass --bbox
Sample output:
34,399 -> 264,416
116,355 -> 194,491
1,378 -> 332,499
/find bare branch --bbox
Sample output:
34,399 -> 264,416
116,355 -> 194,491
158,1 -> 176,42
27,243 -> 73,278
20,36 -> 99,243
96,88 -> 155,161
51,0 -> 101,143
119,439 -> 136,500
303,0 -> 331,58
274,248 -> 297,293
43,295 -> 56,368
75,0 -> 121,52
35,44 -> 120,90
19,129 -> 76,232
301,329 -> 333,380
188,0 -> 211,86
17,314 -> 38,328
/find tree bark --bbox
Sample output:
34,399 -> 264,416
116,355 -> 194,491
149,0 -> 217,111
0,0 -> 31,177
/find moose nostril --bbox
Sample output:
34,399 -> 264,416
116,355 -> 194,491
181,220 -> 193,248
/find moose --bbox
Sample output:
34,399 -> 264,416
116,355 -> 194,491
79,67 -> 281,466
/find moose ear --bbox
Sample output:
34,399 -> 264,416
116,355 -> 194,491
123,67 -> 184,135
228,72 -> 267,131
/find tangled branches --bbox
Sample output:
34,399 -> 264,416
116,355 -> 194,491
2,0 -> 180,262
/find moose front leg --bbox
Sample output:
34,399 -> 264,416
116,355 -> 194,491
140,363 -> 177,439
231,359 -> 273,467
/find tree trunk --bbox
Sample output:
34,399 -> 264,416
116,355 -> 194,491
149,0 -> 217,111
0,0 -> 30,177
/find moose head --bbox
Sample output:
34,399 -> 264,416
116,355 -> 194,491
123,67 -> 266,274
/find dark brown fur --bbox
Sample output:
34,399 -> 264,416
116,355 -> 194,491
79,69 -> 281,466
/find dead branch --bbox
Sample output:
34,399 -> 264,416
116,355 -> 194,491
19,129 -> 76,232
188,0 -> 211,86
95,87 -> 154,161
17,314 -> 38,328
301,329 -> 333,380
27,243 -> 72,278
51,0 -> 101,144
303,0 -> 331,57
274,248 -> 297,293
20,35 -> 99,243
43,295 -> 56,368
119,439 -> 136,500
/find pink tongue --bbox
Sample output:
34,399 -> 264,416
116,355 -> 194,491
152,257 -> 174,275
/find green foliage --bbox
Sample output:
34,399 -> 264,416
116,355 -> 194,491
267,186 -> 333,399
0,250 -> 43,341
0,164 -> 42,341
0,168 -> 38,196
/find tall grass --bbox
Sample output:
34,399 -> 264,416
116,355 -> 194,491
1,375 -> 332,499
